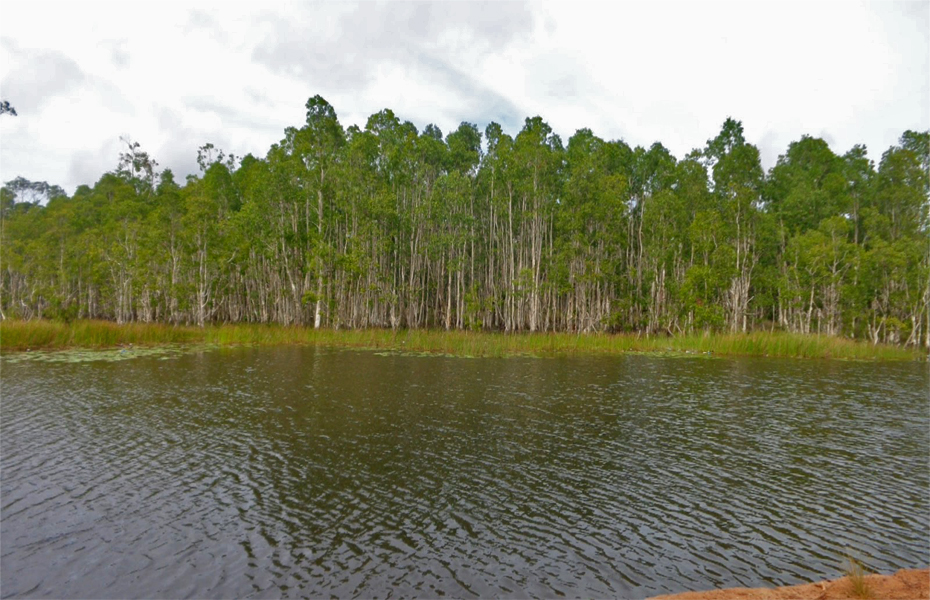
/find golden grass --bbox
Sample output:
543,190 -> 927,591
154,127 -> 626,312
0,319 -> 923,361
845,556 -> 874,599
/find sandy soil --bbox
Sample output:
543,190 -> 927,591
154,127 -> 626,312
649,568 -> 929,600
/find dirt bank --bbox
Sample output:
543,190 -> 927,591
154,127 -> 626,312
649,568 -> 929,600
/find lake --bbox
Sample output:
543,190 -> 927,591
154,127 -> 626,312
1,347 -> 927,598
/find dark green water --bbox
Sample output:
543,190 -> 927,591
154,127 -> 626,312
1,347 -> 927,598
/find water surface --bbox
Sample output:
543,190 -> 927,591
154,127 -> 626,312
2,347 -> 927,598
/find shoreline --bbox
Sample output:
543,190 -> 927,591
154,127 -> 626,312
649,568 -> 929,600
0,319 -> 924,361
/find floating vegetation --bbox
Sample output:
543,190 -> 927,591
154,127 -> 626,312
371,350 -> 476,359
1,344 -> 213,364
625,349 -> 720,359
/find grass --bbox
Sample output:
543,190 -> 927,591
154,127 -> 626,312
845,556 -> 874,599
0,319 -> 203,350
0,319 -> 924,361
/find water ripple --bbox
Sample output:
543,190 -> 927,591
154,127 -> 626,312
1,350 -> 927,598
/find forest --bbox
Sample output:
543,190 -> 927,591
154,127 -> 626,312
1,96 -> 927,346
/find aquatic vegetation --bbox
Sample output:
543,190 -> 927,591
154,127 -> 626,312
0,319 -> 202,351
0,344 -> 201,364
1,320 -> 922,361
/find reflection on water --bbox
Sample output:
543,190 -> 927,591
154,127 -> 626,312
2,348 -> 927,598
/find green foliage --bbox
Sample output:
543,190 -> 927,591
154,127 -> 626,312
0,100 -> 926,348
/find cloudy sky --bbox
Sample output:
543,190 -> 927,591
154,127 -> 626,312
1,1 -> 927,194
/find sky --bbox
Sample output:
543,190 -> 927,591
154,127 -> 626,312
0,1 -> 928,195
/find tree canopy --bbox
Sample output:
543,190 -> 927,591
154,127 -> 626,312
1,98 -> 927,346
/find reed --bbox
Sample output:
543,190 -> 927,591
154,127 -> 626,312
0,319 -> 204,350
0,319 -> 923,361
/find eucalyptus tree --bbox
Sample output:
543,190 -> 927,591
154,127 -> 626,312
704,118 -> 764,332
766,136 -> 849,332
3,177 -> 66,205
767,136 -> 848,236
0,96 -> 926,345
298,95 -> 345,328
445,122 -> 483,326
862,132 -> 929,345
841,144 -> 874,246
117,137 -> 160,195
146,170 -> 186,322
559,128 -> 628,331
476,121 -> 517,329
511,116 -> 563,331
624,142 -> 677,330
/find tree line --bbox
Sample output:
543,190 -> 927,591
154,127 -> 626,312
2,96 -> 927,345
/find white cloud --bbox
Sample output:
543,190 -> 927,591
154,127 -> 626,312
1,1 -> 927,194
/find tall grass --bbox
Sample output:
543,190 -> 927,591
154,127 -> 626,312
0,319 -> 923,361
0,319 -> 204,350
845,556 -> 874,599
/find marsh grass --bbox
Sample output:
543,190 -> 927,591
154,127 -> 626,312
845,556 -> 874,599
0,319 -> 202,350
0,319 -> 922,361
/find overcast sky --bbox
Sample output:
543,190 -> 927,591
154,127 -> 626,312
1,1 -> 927,194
